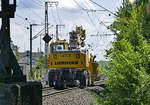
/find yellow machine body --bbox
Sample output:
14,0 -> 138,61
49,52 -> 89,69
47,26 -> 100,88
48,40 -> 89,70
89,56 -> 100,83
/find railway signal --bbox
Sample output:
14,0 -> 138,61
43,33 -> 52,43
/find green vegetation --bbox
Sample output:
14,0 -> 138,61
95,0 -> 150,105
30,52 -> 46,81
16,46 -> 20,61
0,82 -> 4,86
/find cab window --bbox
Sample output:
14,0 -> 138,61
52,44 -> 64,52
56,45 -> 64,51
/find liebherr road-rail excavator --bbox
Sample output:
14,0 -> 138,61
48,26 -> 100,88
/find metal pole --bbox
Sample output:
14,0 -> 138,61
30,24 -> 32,77
123,0 -> 125,8
44,1 -> 59,72
40,34 -> 41,53
56,24 -> 65,41
45,2 -> 48,72
56,25 -> 58,41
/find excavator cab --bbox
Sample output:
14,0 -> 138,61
50,40 -> 68,53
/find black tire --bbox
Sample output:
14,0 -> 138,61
49,80 -> 53,87
88,77 -> 91,86
63,81 -> 67,89
87,71 -> 91,86
48,72 -> 54,87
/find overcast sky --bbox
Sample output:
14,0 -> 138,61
9,0 -> 124,61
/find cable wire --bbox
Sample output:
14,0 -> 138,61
89,0 -> 117,16
15,14 -> 30,23
86,12 -> 99,32
19,0 -> 44,22
73,0 -> 85,10
55,5 -> 62,24
32,25 -> 53,40
31,0 -> 44,7
19,0 -> 29,8
11,21 -> 29,30
50,7 -> 58,24
73,0 -> 101,36
31,8 -> 45,22
83,0 -> 100,25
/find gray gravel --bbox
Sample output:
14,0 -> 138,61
42,84 -> 104,105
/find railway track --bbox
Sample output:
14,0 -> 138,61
42,80 -> 105,99
94,80 -> 105,85
42,87 -> 53,92
42,87 -> 79,98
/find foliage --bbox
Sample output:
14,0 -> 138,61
97,38 -> 150,105
36,52 -> 45,70
0,82 -> 4,86
95,0 -> 150,105
16,46 -> 20,61
30,52 -> 46,81
30,68 -> 46,81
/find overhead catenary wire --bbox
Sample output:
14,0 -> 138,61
89,0 -> 117,16
31,8 -> 45,22
36,0 -> 44,4
85,3 -> 103,38
73,0 -> 101,37
73,0 -> 85,10
32,27 -> 45,40
32,25 -> 54,40
50,7 -> 58,24
20,0 -> 44,21
83,0 -> 92,10
11,21 -> 29,30
91,34 -> 115,36
19,0 -> 29,8
86,12 -> 100,33
83,0 -> 115,37
31,0 -> 44,7
15,14 -> 31,23
73,0 -> 105,12
55,4 -> 62,24
83,0 -> 100,27
16,0 -> 45,24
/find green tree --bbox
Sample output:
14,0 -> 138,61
95,0 -> 150,105
31,52 -> 46,81
36,52 -> 45,70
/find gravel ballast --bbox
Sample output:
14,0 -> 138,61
42,84 -> 104,105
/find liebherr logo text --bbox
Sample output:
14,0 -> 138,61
62,54 -> 71,57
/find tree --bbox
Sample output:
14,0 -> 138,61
95,0 -> 150,105
36,52 -> 45,70
31,52 -> 46,81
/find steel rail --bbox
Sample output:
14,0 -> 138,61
42,87 -> 53,92
42,87 -> 78,98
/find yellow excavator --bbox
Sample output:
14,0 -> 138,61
48,26 -> 100,88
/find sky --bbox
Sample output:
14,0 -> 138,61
8,0 -> 125,61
